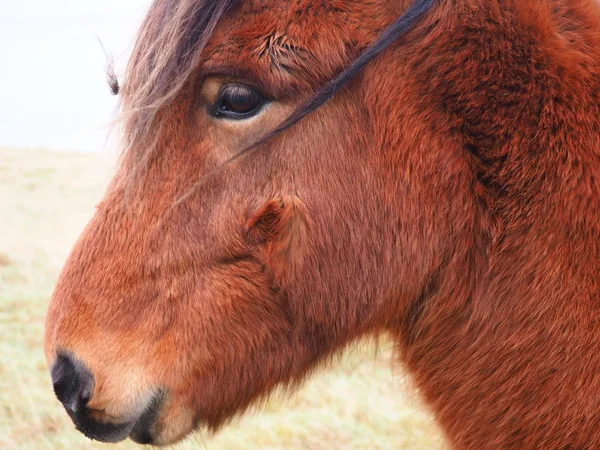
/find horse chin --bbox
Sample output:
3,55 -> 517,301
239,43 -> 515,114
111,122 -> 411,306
138,399 -> 199,446
126,392 -> 165,444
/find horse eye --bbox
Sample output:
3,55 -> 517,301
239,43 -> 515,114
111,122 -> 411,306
211,84 -> 267,120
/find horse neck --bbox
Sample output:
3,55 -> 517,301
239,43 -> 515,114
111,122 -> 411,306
398,0 -> 600,270
437,0 -> 600,283
427,0 -> 600,187
385,0 -> 600,446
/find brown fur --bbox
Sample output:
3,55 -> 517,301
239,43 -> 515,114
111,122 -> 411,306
45,0 -> 600,447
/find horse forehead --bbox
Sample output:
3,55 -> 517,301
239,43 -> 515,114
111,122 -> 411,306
213,0 -> 396,46
241,0 -> 349,15
202,0 -> 397,74
196,2 -> 350,90
220,0 -> 349,42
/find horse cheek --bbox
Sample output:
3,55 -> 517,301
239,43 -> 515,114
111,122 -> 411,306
245,196 -> 310,287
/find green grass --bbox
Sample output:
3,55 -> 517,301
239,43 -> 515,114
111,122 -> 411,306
0,147 -> 444,449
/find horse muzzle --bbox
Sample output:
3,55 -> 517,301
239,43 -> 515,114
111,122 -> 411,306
51,353 -> 163,445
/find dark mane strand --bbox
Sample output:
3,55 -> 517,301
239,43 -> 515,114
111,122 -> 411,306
97,36 -> 120,95
107,64 -> 120,96
267,0 -> 437,139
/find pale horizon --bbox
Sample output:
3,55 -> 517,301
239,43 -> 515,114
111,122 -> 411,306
0,0 -> 151,153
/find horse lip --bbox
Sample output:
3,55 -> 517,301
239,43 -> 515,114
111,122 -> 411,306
70,392 -> 164,444
129,391 -> 165,445
73,414 -> 135,444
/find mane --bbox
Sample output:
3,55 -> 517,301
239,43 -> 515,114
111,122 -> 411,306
119,0 -> 436,183
120,0 -> 238,178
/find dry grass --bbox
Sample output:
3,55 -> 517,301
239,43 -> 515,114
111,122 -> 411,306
0,147 -> 444,449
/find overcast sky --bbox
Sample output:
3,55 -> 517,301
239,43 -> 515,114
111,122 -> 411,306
0,0 -> 151,152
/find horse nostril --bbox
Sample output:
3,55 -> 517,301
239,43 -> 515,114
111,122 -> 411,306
51,354 -> 94,414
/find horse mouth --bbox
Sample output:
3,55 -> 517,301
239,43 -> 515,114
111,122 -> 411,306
71,393 -> 164,445
73,416 -> 134,444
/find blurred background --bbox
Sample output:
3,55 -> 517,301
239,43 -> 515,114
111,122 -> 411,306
0,1 -> 443,448
0,0 -> 147,152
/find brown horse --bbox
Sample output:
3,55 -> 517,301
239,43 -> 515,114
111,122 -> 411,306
44,0 -> 600,447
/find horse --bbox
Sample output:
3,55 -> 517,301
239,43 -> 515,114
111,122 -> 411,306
44,0 -> 600,447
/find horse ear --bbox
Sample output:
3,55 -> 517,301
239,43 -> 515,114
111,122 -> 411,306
245,196 -> 310,284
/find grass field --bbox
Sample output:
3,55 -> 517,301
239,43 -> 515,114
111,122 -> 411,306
0,147 -> 444,449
